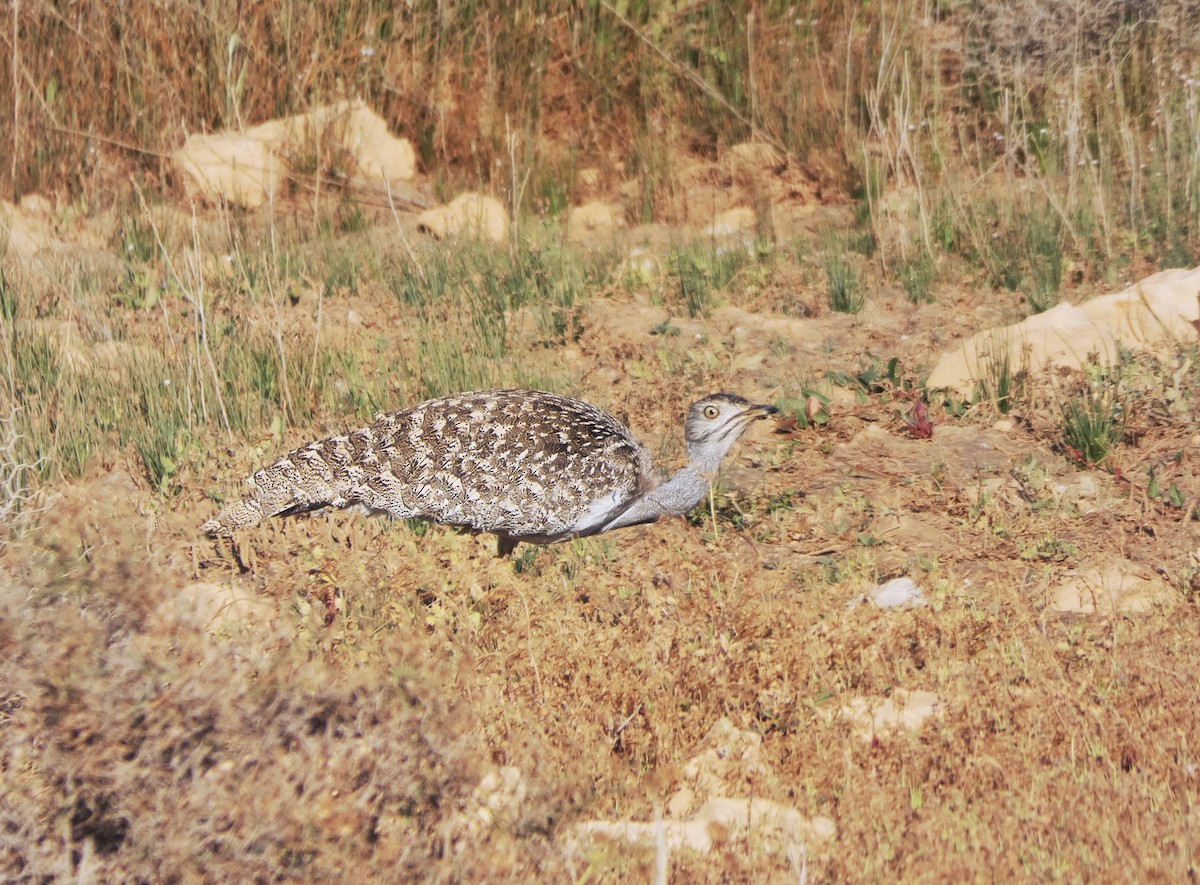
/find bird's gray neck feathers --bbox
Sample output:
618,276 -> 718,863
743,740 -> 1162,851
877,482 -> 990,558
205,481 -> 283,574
687,438 -> 734,476
597,465 -> 712,532
650,466 -> 713,515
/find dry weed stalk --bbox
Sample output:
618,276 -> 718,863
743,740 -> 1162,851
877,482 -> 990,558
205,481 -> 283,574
0,407 -> 44,528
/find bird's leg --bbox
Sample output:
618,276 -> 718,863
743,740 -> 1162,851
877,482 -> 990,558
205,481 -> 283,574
496,535 -> 518,558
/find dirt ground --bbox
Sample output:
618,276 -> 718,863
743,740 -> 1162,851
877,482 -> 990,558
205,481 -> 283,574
2,152 -> 1199,881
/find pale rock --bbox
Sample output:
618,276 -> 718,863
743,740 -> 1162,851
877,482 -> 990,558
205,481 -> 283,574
174,133 -> 283,209
155,582 -> 280,668
929,266 -> 1200,395
666,717 -> 769,818
241,98 -> 418,188
445,766 -> 527,853
578,167 -> 602,188
573,798 -> 834,856
0,198 -> 56,260
416,192 -> 509,244
703,206 -> 757,238
570,716 -> 832,864
842,689 -> 942,740
18,193 -> 53,216
730,141 -> 784,169
621,247 -> 662,284
1053,561 -> 1176,614
566,201 -> 623,242
173,99 -> 416,208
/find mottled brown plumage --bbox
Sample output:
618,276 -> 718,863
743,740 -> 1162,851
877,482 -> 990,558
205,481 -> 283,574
203,388 -> 776,553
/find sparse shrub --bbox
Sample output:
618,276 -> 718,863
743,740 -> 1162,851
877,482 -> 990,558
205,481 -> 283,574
775,393 -> 831,431
387,245 -> 459,308
414,334 -> 500,401
500,242 -> 593,346
825,252 -> 864,314
1024,209 -> 1064,313
975,336 -> 1027,415
987,228 -> 1025,293
1147,468 -> 1188,509
322,248 -> 362,295
963,0 -> 1162,83
898,253 -> 936,304
670,242 -> 750,318
1061,374 -> 1126,466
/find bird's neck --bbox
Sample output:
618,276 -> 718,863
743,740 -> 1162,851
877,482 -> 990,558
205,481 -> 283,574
686,442 -> 729,477
654,465 -> 714,514
595,465 -> 715,533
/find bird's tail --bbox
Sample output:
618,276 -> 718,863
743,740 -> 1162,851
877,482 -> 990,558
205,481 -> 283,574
202,438 -> 356,537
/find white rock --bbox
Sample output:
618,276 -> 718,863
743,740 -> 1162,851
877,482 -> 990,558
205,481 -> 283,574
702,206 -> 757,238
867,577 -> 927,609
730,142 -> 784,168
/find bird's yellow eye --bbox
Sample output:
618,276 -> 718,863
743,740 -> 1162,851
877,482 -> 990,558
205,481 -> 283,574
703,405 -> 719,419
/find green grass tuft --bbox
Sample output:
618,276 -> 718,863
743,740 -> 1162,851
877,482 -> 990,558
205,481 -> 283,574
1061,374 -> 1126,466
669,242 -> 751,318
825,251 -> 864,314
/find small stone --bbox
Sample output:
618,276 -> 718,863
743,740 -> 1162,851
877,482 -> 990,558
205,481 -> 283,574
842,689 -> 942,740
867,577 -> 927,609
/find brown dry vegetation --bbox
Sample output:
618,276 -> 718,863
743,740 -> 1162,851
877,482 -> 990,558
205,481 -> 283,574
2,1 -> 1200,882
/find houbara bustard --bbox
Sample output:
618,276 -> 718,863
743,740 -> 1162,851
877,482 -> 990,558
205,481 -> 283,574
203,389 -> 778,554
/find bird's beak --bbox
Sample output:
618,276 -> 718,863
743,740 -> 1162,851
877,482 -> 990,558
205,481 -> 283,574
741,402 -> 779,423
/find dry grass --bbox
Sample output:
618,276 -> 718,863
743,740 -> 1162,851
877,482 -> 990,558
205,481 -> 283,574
0,208 -> 1198,879
2,1 -> 1200,881
2,407 -> 1199,880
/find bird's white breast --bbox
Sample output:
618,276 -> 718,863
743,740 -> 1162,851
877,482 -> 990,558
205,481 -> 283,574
565,488 -> 631,536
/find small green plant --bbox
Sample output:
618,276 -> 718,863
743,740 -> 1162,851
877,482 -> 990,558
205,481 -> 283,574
824,252 -> 864,314
1061,375 -> 1126,466
322,243 -> 363,294
826,355 -> 913,402
1146,469 -> 1188,509
1023,209 -> 1064,314
1019,535 -> 1077,562
114,217 -> 162,309
501,242 -> 591,346
512,546 -> 541,575
774,392 -> 831,430
898,253 -> 936,304
975,336 -> 1027,415
669,243 -> 749,318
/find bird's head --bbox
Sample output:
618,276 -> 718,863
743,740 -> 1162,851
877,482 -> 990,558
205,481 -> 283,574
683,393 -> 778,472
